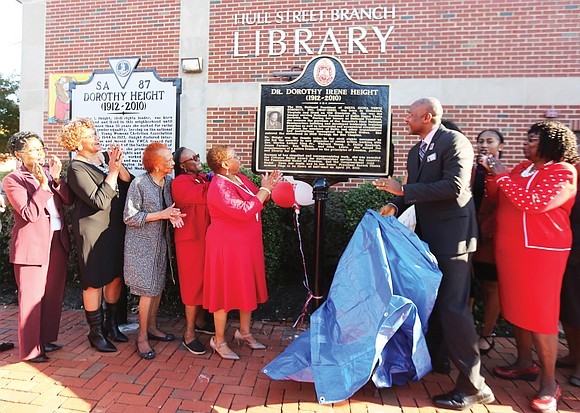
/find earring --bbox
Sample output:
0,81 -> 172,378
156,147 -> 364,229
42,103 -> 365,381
225,167 -> 230,176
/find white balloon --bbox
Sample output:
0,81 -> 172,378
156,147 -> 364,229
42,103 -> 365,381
293,180 -> 314,206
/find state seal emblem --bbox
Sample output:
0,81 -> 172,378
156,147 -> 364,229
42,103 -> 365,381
313,58 -> 335,87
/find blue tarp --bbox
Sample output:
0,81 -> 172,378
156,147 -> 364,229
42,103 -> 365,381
262,210 -> 442,404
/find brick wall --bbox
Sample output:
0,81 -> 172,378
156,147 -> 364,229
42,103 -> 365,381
43,0 -> 181,157
209,0 -> 579,83
207,105 -> 580,188
40,0 -> 579,182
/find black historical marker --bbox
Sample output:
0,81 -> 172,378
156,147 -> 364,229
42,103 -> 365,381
255,55 -> 391,178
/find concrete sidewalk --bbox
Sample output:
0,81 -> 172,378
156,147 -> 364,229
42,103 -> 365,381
0,306 -> 578,412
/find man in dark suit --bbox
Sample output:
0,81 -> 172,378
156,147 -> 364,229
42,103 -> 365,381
374,97 -> 494,410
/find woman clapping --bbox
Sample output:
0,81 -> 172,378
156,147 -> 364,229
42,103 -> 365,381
3,132 -> 71,362
58,119 -> 133,353
204,145 -> 280,360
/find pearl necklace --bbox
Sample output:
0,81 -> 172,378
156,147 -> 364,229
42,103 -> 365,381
521,161 -> 553,178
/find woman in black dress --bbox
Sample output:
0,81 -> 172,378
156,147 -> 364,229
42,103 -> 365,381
58,118 -> 133,352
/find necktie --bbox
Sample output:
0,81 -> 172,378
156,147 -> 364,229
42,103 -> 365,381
419,141 -> 427,161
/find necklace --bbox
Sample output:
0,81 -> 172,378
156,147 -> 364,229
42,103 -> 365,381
520,163 -> 536,178
521,161 -> 553,178
216,174 -> 259,221
75,154 -> 109,174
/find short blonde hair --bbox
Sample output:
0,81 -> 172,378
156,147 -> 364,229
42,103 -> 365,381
57,118 -> 95,151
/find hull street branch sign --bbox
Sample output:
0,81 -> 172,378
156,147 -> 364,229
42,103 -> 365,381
255,56 -> 391,177
70,57 -> 182,174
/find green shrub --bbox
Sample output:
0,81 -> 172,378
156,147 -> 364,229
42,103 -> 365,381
0,165 -> 397,319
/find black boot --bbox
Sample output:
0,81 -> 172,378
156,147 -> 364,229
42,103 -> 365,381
105,301 -> 128,342
85,308 -> 117,352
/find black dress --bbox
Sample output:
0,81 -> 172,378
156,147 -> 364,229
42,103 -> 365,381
66,156 -> 131,289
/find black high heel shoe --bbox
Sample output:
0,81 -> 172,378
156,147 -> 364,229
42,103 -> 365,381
478,335 -> 495,356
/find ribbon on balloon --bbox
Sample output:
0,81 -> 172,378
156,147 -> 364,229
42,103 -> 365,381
271,178 -> 321,327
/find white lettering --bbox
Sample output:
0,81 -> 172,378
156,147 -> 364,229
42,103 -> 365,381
330,7 -> 395,21
348,27 -> 368,53
294,28 -> 313,55
373,26 -> 395,53
255,30 -> 261,56
269,30 -> 287,56
233,26 -> 395,57
274,11 -> 285,24
318,28 -> 341,54
233,32 -> 247,57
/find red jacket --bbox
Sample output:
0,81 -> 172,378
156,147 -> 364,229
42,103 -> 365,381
2,166 -> 72,265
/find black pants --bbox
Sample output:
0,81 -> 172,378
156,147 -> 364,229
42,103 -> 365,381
428,252 -> 486,393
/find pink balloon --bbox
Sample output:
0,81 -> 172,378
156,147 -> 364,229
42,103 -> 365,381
272,181 -> 296,208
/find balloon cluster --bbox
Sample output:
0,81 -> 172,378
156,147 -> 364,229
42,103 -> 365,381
271,177 -> 314,209
270,177 -> 319,327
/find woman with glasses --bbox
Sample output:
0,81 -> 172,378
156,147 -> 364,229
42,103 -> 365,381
170,147 -> 214,356
2,131 -> 71,362
203,145 -> 281,360
57,118 -> 132,353
123,142 -> 185,360
479,121 -> 578,412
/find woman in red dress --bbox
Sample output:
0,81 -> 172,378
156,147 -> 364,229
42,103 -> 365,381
171,147 -> 214,355
203,145 -> 281,360
479,121 -> 578,412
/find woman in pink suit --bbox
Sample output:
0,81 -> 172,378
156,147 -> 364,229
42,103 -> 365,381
171,147 -> 214,355
479,121 -> 578,412
203,145 -> 281,360
2,131 -> 71,362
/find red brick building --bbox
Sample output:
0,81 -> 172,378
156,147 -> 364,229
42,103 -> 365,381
20,0 -> 580,180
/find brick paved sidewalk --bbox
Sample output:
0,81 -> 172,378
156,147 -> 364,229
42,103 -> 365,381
0,306 -> 578,412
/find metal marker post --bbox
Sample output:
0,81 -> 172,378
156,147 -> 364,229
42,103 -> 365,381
312,178 -> 330,309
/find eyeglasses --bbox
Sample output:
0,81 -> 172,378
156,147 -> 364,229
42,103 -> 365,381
82,131 -> 99,141
226,154 -> 240,161
181,154 -> 200,164
24,147 -> 46,154
526,137 -> 540,143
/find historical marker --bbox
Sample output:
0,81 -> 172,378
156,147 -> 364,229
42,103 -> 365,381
255,55 -> 391,178
70,57 -> 182,174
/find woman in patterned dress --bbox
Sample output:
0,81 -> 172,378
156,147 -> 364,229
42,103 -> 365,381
123,142 -> 185,360
479,121 -> 578,412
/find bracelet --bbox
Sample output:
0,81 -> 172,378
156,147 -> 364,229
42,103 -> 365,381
259,186 -> 272,195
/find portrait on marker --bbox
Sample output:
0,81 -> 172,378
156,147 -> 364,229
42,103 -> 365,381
265,106 -> 284,131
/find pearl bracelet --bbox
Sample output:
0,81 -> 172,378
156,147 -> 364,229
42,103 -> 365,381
259,186 -> 272,195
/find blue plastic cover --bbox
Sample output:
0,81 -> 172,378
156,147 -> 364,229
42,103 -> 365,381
262,210 -> 442,404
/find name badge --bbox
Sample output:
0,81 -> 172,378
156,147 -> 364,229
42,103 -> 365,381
427,153 -> 437,162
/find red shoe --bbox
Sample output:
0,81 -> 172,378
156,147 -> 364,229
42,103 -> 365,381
530,385 -> 561,412
493,364 -> 541,381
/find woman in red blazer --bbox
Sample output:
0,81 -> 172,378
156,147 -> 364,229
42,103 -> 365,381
2,131 -> 71,362
171,147 -> 214,356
